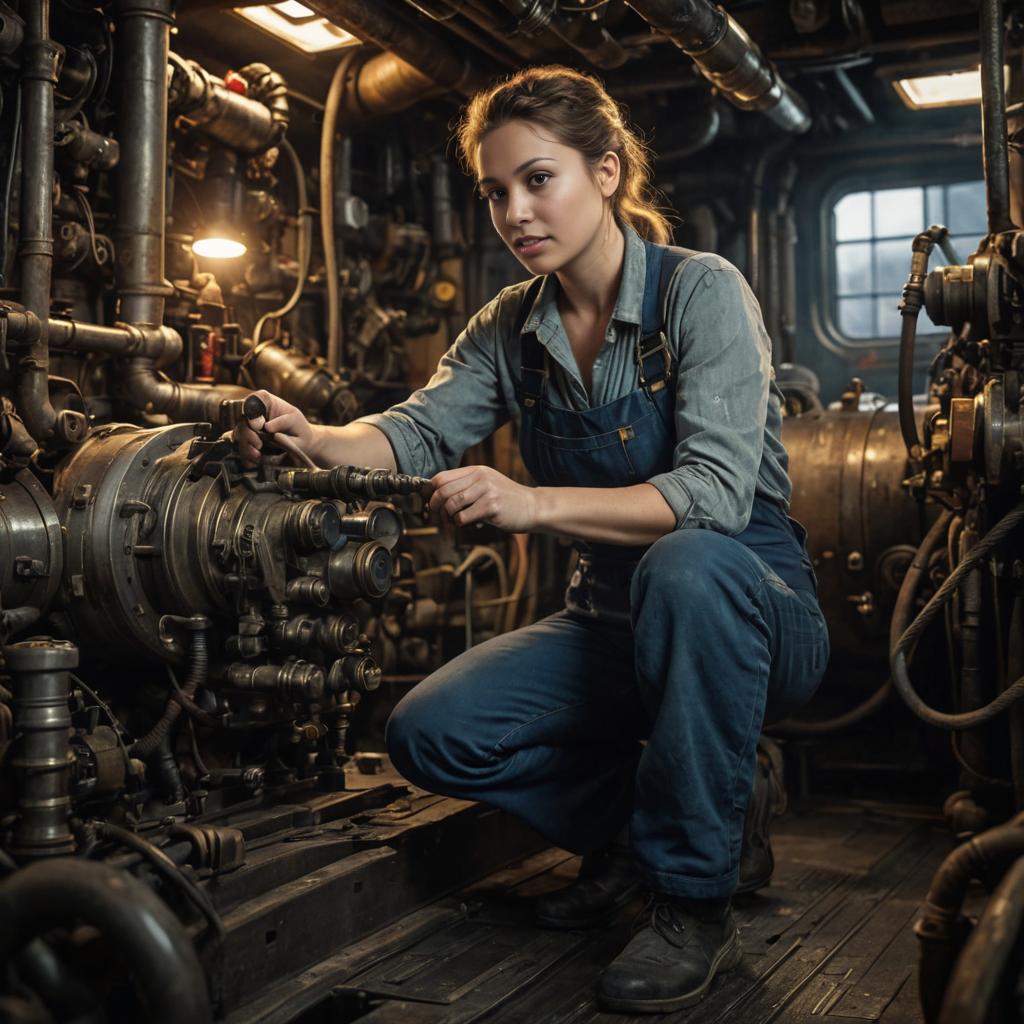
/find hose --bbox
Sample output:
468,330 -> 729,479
0,858 -> 212,1024
0,850 -> 98,1022
980,0 -> 1013,234
767,511 -> 953,737
898,226 -> 949,460
937,854 -> 1024,1024
890,502 -> 1024,730
767,678 -> 892,738
250,138 -> 311,346
130,617 -> 209,760
320,50 -> 361,373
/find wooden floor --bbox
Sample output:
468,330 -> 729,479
322,800 -> 973,1024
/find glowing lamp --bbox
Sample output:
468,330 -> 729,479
192,233 -> 247,259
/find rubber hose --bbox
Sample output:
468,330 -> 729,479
131,622 -> 208,760
0,858 -> 212,1024
767,511 -> 953,737
891,502 -> 1024,729
898,227 -> 949,460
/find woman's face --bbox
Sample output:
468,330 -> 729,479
476,119 -> 619,276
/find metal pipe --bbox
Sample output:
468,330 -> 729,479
321,51 -> 359,374
400,0 -> 519,66
938,855 -> 1024,1024
47,319 -> 182,367
342,52 -> 446,120
5,638 -> 77,860
775,160 -> 798,364
916,816 -> 1024,1023
624,0 -> 811,134
6,313 -> 185,377
957,526 -> 993,786
980,0 -> 1013,233
17,0 -> 61,444
114,0 -> 174,328
304,0 -> 487,97
497,0 -> 628,69
121,359 -> 249,422
167,54 -> 287,155
0,859 -> 212,1024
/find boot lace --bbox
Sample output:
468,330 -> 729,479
631,895 -> 692,948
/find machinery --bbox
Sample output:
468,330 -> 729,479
4,0 -> 1024,1020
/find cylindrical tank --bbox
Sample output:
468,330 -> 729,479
783,406 -> 931,663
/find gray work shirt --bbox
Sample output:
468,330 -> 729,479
356,225 -> 791,535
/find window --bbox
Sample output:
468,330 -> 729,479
831,180 -> 987,340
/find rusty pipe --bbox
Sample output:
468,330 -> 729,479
17,0 -> 61,444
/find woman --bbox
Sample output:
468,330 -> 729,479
236,66 -> 829,1013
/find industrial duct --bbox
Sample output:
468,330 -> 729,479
625,0 -> 811,134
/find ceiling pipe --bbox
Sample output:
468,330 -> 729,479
303,0 -> 489,98
624,0 -> 812,134
497,0 -> 629,69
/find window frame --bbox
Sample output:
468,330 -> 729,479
810,155 -> 985,358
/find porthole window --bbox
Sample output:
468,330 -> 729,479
831,180 -> 987,341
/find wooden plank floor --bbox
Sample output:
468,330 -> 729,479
328,800 -> 966,1024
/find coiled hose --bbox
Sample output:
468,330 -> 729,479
890,501 -> 1024,729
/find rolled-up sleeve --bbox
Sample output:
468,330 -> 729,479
355,301 -> 511,478
647,260 -> 771,535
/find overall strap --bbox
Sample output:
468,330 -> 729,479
515,276 -> 546,407
637,239 -> 697,393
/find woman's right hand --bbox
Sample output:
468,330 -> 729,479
233,390 -> 319,466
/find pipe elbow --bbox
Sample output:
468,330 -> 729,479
0,859 -> 211,1024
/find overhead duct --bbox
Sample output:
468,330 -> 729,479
624,0 -> 811,134
303,0 -> 488,99
496,0 -> 629,69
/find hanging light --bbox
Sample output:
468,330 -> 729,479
192,149 -> 247,259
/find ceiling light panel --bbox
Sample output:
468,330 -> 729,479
892,66 -> 1008,110
233,4 -> 358,54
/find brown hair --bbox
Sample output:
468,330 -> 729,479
455,65 -> 672,245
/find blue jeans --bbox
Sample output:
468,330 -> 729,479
386,529 -> 829,899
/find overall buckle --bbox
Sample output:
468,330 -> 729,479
637,331 -> 672,392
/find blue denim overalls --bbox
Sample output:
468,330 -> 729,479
387,241 -> 830,899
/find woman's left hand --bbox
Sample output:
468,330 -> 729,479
428,466 -> 538,532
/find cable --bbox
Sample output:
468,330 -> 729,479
69,672 -> 132,769
71,187 -> 112,268
92,823 -> 225,944
890,501 -> 1024,730
250,138 -> 311,346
